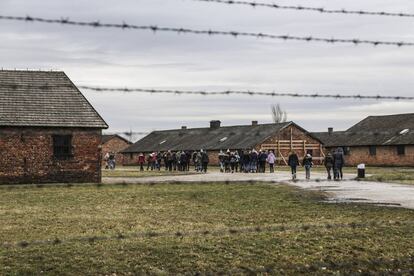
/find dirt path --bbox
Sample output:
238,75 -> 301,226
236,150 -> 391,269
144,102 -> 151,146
103,171 -> 414,209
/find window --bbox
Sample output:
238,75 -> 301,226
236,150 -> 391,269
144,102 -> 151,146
397,145 -> 405,155
369,146 -> 376,156
53,135 -> 72,159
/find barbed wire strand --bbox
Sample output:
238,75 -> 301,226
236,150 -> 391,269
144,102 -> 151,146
193,0 -> 414,18
2,219 -> 411,249
3,83 -> 412,101
78,85 -> 414,101
2,83 -> 413,101
0,15 -> 413,47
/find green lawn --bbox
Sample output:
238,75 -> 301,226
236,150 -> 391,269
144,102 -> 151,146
1,182 -> 414,274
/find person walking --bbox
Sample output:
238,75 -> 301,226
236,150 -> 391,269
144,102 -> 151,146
218,150 -> 226,172
242,150 -> 250,173
165,150 -> 173,172
229,151 -> 238,173
156,151 -> 162,171
104,152 -> 110,170
258,150 -> 268,173
333,147 -> 345,180
303,153 -> 313,180
138,153 -> 145,171
250,149 -> 258,173
224,150 -> 231,173
234,151 -> 240,172
266,150 -> 276,173
288,151 -> 300,180
324,152 -> 334,180
200,149 -> 209,173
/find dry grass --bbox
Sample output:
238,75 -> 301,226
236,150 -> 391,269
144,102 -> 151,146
1,182 -> 414,274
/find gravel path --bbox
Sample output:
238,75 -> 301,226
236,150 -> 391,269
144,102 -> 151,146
103,171 -> 414,209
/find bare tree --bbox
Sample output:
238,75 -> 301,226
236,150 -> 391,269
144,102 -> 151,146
271,104 -> 288,123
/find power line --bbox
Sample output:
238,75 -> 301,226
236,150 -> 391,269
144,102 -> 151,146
79,85 -> 414,101
193,0 -> 414,18
0,15 -> 413,47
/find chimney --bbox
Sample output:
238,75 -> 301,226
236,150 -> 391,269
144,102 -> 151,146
252,120 -> 258,126
328,127 -> 333,135
210,120 -> 221,129
181,126 -> 187,130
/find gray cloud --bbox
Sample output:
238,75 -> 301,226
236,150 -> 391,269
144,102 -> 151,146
1,0 -> 413,137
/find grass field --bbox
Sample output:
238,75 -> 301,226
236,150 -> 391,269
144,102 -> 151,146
1,182 -> 414,275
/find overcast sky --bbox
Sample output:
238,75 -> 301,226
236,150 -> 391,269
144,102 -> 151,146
1,0 -> 414,139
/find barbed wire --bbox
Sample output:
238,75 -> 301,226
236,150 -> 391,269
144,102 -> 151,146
79,85 -> 414,101
0,15 -> 414,47
193,0 -> 414,18
2,219 -> 411,249
3,83 -> 412,101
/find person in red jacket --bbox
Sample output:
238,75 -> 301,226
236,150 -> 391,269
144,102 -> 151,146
138,153 -> 145,171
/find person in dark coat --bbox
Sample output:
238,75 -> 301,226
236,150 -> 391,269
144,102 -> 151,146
324,152 -> 334,180
156,151 -> 162,171
258,150 -> 268,173
302,153 -> 313,180
288,151 -> 300,180
179,151 -> 187,171
243,151 -> 250,173
333,147 -> 345,180
200,149 -> 209,173
239,150 -> 245,173
165,150 -> 173,172
250,150 -> 258,173
186,151 -> 192,171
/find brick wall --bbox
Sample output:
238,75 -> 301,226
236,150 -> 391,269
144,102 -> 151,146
102,137 -> 131,166
122,152 -> 139,166
0,127 -> 102,184
325,145 -> 414,167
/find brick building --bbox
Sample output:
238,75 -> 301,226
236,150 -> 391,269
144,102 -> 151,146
122,120 -> 324,165
101,134 -> 132,166
313,113 -> 414,166
0,70 -> 108,184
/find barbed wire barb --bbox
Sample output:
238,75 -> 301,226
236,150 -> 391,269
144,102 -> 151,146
192,0 -> 414,18
0,15 -> 414,47
73,85 -> 414,101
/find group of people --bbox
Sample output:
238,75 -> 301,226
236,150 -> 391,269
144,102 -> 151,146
137,150 -> 210,173
134,147 -> 346,180
287,147 -> 345,180
218,149 -> 277,173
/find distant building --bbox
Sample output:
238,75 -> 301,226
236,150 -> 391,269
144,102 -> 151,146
101,134 -> 132,166
122,120 -> 324,165
313,113 -> 414,166
0,70 -> 108,184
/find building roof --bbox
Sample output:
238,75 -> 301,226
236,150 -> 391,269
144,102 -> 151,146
122,121 -> 318,153
313,113 -> 414,147
0,70 -> 108,128
312,131 -> 348,147
102,134 -> 132,144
